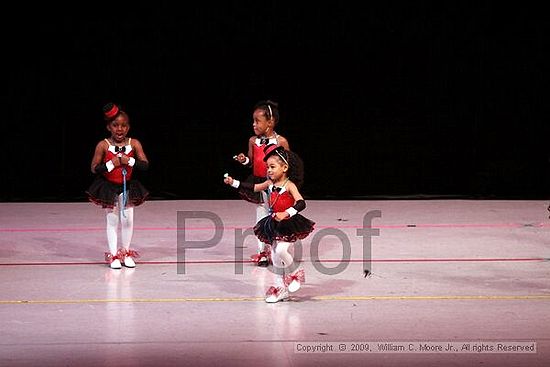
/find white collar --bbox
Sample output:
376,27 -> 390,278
254,135 -> 278,147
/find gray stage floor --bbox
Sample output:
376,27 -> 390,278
0,200 -> 549,366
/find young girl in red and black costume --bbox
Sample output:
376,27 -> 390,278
233,100 -> 290,267
225,144 -> 314,303
86,103 -> 149,269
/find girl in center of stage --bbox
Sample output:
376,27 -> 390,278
233,100 -> 290,267
225,144 -> 315,303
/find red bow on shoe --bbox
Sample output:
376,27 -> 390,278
284,269 -> 305,287
250,246 -> 271,264
121,248 -> 140,259
251,251 -> 267,263
265,286 -> 279,296
104,249 -> 141,264
104,252 -> 121,263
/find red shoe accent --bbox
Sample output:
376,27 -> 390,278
121,248 -> 140,259
265,286 -> 289,302
284,269 -> 305,287
104,252 -> 121,263
265,286 -> 277,296
251,251 -> 267,263
105,249 -> 140,263
251,245 -> 271,265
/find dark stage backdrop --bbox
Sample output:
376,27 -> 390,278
3,3 -> 548,201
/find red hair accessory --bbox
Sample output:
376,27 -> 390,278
263,144 -> 288,164
263,144 -> 279,160
103,103 -> 120,119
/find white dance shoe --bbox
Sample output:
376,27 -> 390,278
265,286 -> 289,303
123,256 -> 136,268
110,259 -> 122,269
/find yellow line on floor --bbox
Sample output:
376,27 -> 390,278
1,294 -> 550,305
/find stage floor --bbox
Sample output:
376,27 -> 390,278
1,200 -> 549,366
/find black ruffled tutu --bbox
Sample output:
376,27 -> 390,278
238,175 -> 268,204
86,175 -> 149,209
254,214 -> 315,245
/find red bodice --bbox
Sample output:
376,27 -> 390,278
103,141 -> 135,184
269,190 -> 295,212
253,143 -> 268,177
252,136 -> 279,177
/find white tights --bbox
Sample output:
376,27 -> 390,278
271,241 -> 295,287
106,194 -> 134,255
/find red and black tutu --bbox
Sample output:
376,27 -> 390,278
86,175 -> 149,209
254,214 -> 315,245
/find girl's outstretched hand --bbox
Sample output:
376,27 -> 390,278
223,173 -> 233,186
234,153 -> 247,164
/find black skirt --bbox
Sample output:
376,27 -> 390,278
254,214 -> 315,245
86,175 -> 149,209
